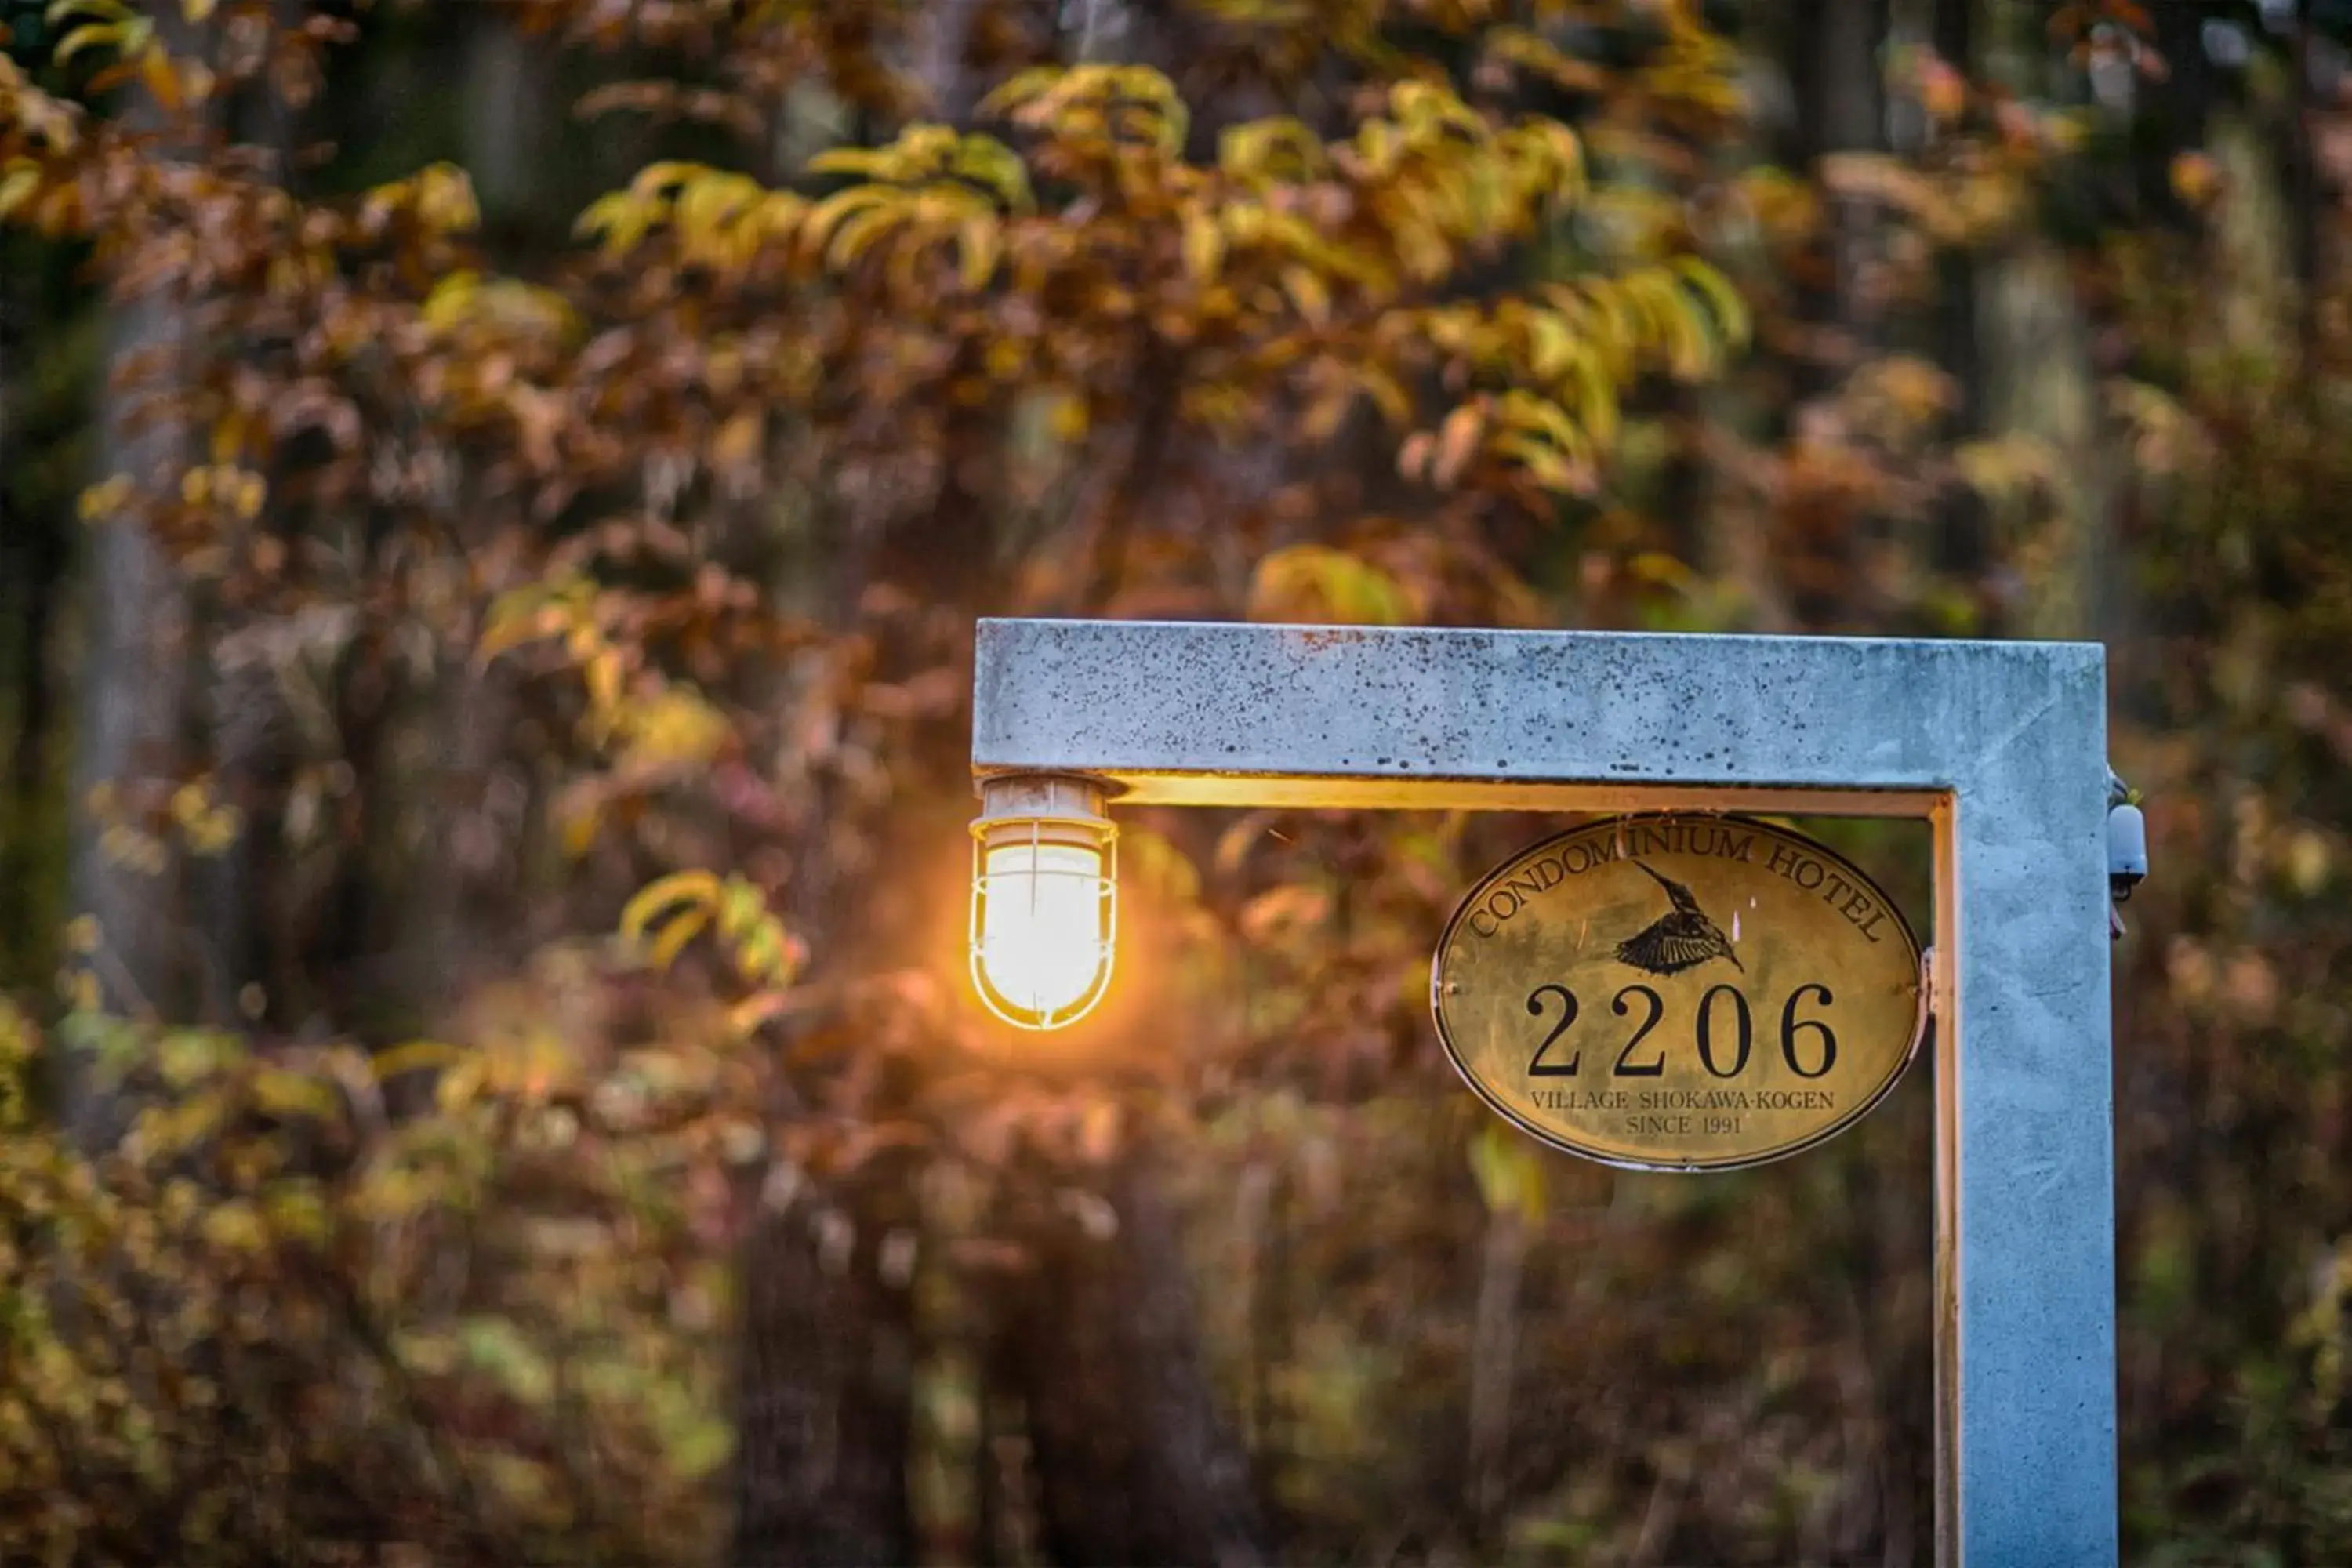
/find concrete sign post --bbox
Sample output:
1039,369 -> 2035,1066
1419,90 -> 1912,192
970,617 -> 2117,1568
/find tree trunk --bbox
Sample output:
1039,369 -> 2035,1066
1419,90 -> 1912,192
912,0 -> 989,125
380,13 -> 552,1038
1928,0 -> 1994,595
2140,0 -> 2213,230
1846,1074 -> 1933,1568
1776,0 -> 1889,628
731,1167 -> 921,1567
1000,1138 -> 1269,1568
1980,242 -> 2113,640
64,9 -> 209,1105
1783,0 -> 1886,347
723,351 -> 968,1568
1932,0 -> 1977,427
1465,1203 -> 1527,1539
65,291 -> 192,1114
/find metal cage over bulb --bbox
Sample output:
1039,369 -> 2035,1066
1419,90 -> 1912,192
968,775 -> 1117,1029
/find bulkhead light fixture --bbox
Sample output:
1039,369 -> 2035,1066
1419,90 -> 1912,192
968,775 -> 1117,1029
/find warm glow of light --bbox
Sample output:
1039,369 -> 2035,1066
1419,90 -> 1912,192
975,842 -> 1111,1025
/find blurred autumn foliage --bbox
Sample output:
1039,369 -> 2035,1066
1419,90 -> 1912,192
2,0 -> 2351,1563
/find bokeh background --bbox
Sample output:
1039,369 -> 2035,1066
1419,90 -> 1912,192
0,1 -> 2346,1563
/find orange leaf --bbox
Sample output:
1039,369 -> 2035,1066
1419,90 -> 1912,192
713,412 -> 762,473
1430,402 -> 1486,488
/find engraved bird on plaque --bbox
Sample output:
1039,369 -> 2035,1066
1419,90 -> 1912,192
1615,861 -> 1743,975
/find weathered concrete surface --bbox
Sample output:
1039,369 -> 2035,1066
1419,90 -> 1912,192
973,618 -> 2115,1568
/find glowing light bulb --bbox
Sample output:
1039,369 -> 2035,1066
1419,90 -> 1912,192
969,777 -> 1116,1029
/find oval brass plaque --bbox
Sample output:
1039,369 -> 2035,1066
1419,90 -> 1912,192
1432,815 -> 1925,1172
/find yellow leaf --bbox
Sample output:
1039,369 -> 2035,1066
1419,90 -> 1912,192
0,167 -> 40,222
435,1054 -> 485,1112
581,652 -> 623,726
1673,256 -> 1751,352
182,0 -> 215,19
53,20 -> 124,67
77,474 -> 131,521
46,0 -> 134,23
1248,544 -> 1412,626
957,213 -> 999,290
730,993 -> 790,1035
624,161 -> 703,200
757,191 -> 806,240
1468,1123 -> 1548,1225
712,412 -> 762,472
1280,266 -> 1331,328
1497,390 -> 1583,454
1570,352 -> 1618,448
825,204 -> 902,270
1394,217 -> 1451,282
1356,366 -> 1411,426
620,870 -> 723,942
648,909 -> 710,970
417,163 -> 481,234
1181,209 -> 1222,285
201,1201 -> 266,1254
140,41 -> 180,110
677,171 -> 762,250
718,877 -> 766,942
372,1040 -> 466,1082
1526,311 -> 1575,381
558,792 -> 601,859
1490,433 -> 1583,492
252,1066 -> 339,1122
806,146 -> 898,179
209,409 -> 247,465
158,1031 -> 233,1087
573,191 -> 650,253
1628,551 -> 1695,590
421,270 -> 482,332
263,1185 -> 330,1243
953,136 -> 1033,210
1218,117 -> 1324,183
1300,384 -> 1351,442
977,66 -> 1066,118
619,686 -> 731,769
801,186 -> 894,252
478,613 -> 546,664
